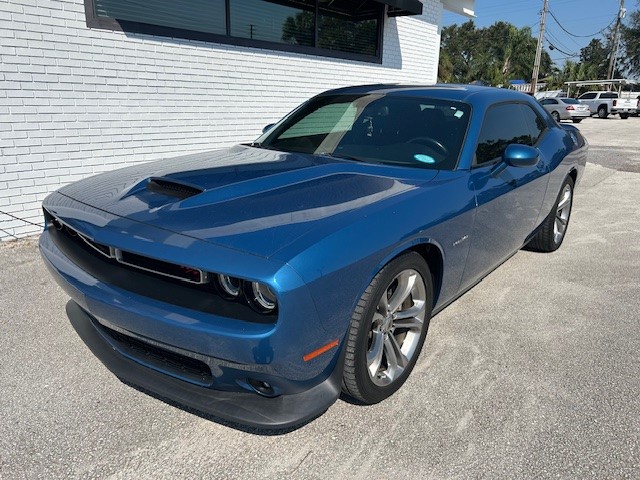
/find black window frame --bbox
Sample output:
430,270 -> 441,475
473,101 -> 548,168
520,102 -> 547,145
83,0 -> 386,64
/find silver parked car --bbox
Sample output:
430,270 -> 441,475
539,97 -> 591,123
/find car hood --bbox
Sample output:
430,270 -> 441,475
59,146 -> 436,258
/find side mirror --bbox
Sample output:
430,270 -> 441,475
262,123 -> 275,134
503,144 -> 539,167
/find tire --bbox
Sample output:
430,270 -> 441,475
551,111 -> 561,122
342,252 -> 433,404
572,119 -> 583,123
620,113 -> 629,119
527,176 -> 574,252
597,105 -> 608,119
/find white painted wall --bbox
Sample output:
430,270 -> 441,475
0,0 -> 444,240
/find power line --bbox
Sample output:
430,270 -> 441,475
545,28 -> 579,57
546,37 -> 579,57
548,9 -> 616,38
546,27 -> 576,52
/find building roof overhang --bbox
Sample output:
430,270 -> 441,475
441,0 -> 475,18
374,0 -> 423,16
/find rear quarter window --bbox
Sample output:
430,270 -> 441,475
520,104 -> 547,144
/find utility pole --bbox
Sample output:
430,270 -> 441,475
607,0 -> 626,80
531,0 -> 549,94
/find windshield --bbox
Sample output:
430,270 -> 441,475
563,98 -> 581,104
255,94 -> 471,170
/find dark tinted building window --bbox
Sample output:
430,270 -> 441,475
318,1 -> 380,56
230,0 -> 314,46
95,0 -> 226,35
89,0 -> 384,62
475,103 -> 532,165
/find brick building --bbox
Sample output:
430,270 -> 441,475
0,0 -> 474,240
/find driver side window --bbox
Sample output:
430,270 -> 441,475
475,103 -> 532,166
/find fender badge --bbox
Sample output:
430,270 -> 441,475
453,235 -> 469,247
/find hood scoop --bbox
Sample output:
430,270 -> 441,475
146,177 -> 204,200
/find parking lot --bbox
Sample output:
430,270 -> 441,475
1,116 -> 639,479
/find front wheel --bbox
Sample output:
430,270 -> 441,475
572,119 -> 583,123
552,111 -> 561,122
527,177 -> 574,252
342,252 -> 433,404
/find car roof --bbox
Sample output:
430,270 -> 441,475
320,84 -> 533,103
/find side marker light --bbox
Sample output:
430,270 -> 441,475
303,339 -> 339,362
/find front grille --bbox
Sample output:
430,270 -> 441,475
78,232 -> 112,258
97,321 -> 213,386
46,209 -> 208,285
44,208 -> 274,324
115,249 -> 208,284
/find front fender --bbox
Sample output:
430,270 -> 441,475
277,171 -> 476,340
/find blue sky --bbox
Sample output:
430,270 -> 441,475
442,0 -> 632,67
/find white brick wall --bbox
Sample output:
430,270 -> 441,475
0,0 -> 444,240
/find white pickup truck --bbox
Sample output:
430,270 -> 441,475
577,91 -> 637,119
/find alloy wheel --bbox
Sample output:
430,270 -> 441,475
554,183 -> 572,244
367,269 -> 426,386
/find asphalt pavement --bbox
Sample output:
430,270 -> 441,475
1,116 -> 639,479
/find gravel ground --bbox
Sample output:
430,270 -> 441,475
1,116 -> 639,479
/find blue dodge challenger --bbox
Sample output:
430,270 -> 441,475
40,85 -> 587,429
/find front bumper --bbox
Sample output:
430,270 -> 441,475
65,300 -> 343,429
38,195 -> 346,429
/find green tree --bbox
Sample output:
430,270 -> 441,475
579,38 -> 610,79
438,21 -> 482,83
620,3 -> 640,77
438,21 -> 552,85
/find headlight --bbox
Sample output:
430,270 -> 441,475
248,281 -> 277,312
217,274 -> 242,298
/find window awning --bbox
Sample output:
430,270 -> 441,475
374,0 -> 423,17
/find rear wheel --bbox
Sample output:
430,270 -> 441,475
342,252 -> 433,404
597,105 -> 609,119
527,177 -> 574,252
552,111 -> 561,122
620,113 -> 630,119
